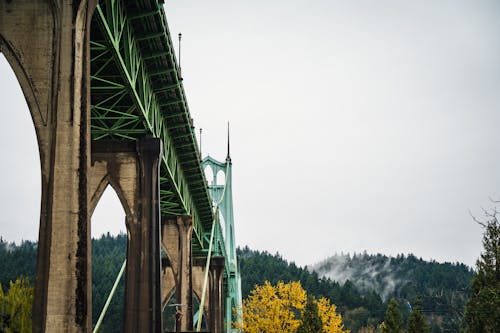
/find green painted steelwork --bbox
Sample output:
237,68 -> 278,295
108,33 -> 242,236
202,152 -> 242,333
89,1 -> 242,329
90,0 -> 214,249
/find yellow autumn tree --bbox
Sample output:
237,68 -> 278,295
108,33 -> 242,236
234,281 -> 349,333
0,278 -> 33,333
234,280 -> 306,333
317,297 -> 349,333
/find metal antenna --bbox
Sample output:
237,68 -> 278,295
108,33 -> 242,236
178,33 -> 182,79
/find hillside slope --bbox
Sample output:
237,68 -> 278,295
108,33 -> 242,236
313,252 -> 472,302
238,247 -> 473,332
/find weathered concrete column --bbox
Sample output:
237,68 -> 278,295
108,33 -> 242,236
209,256 -> 225,333
125,138 -> 163,333
192,258 -> 210,327
1,1 -> 96,332
90,138 -> 163,333
161,257 -> 176,307
161,216 -> 194,331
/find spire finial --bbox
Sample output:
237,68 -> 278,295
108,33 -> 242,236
226,122 -> 231,161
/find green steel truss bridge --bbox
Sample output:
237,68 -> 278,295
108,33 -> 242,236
91,0 -> 242,331
0,0 -> 241,332
91,0 -> 211,253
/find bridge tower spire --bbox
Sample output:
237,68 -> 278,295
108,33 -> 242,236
202,128 -> 242,332
226,122 -> 231,161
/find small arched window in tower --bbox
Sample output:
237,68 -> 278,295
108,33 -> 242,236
216,170 -> 226,186
204,166 -> 214,185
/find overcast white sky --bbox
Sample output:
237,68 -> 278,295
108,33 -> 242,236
1,0 -> 499,268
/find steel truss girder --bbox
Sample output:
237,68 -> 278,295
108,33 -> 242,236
91,0 -> 213,245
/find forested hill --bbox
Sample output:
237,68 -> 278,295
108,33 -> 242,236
0,238 -> 37,288
0,234 -> 127,333
238,246 -> 473,332
0,237 -> 474,332
313,252 -> 473,301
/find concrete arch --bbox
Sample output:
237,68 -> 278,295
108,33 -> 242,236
161,278 -> 176,308
0,7 -> 56,241
0,54 -> 41,242
91,138 -> 164,333
159,225 -> 179,289
192,262 -> 210,314
90,174 -> 112,216
90,144 -> 145,229
0,5 -> 54,126
89,174 -> 134,222
0,36 -> 48,139
0,19 -> 56,330
1,1 -> 98,331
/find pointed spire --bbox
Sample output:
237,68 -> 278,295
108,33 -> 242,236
226,122 -> 231,162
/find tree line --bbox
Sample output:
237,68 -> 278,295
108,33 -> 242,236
0,213 -> 498,332
237,247 -> 473,332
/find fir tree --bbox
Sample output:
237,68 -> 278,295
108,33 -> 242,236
464,212 -> 500,333
407,298 -> 429,333
381,298 -> 402,333
296,296 -> 325,333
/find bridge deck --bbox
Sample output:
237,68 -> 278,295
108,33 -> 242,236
90,0 -> 216,253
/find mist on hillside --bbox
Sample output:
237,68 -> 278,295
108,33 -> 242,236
312,252 -> 471,301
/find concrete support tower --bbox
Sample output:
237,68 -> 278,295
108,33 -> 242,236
90,139 -> 163,333
161,216 -> 195,331
0,1 -> 97,332
209,256 -> 226,333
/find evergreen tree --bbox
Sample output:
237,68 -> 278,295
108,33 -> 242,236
0,278 -> 33,333
381,298 -> 402,333
296,296 -> 324,333
91,233 -> 127,333
464,213 -> 500,333
407,298 -> 429,333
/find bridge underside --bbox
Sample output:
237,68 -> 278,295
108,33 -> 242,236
90,0 -> 214,252
0,0 -> 234,332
